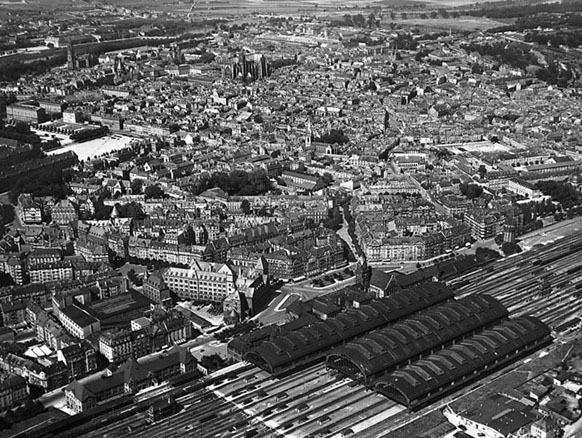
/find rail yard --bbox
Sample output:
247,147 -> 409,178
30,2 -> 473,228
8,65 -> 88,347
33,230 -> 582,438
450,230 -> 582,329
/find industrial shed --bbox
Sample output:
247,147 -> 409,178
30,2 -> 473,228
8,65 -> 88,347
375,316 -> 551,409
245,282 -> 454,375
326,294 -> 508,383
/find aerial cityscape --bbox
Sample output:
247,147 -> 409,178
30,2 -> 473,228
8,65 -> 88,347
0,0 -> 582,437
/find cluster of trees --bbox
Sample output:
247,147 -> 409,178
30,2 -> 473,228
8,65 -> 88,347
0,92 -> 16,117
0,122 -> 43,146
418,10 -> 460,19
323,205 -> 343,231
501,241 -> 522,256
525,30 -> 582,49
465,1 -> 582,19
519,198 -> 557,224
70,126 -> 109,142
0,52 -> 67,82
475,246 -> 502,262
315,129 -> 349,145
346,35 -> 386,48
116,256 -> 188,272
536,180 -> 581,209
0,205 -> 15,226
461,42 -> 538,70
459,182 -> 483,199
339,13 -> 380,28
535,61 -> 575,88
554,204 -> 582,221
199,354 -> 227,373
90,195 -> 113,220
394,32 -> 418,50
270,57 -> 297,70
113,202 -> 147,220
189,169 -> 273,197
0,272 -> 15,288
132,181 -> 166,199
8,167 -> 73,205
144,185 -> 165,200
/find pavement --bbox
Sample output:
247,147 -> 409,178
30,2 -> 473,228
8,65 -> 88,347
519,217 -> 582,250
252,269 -> 358,326
38,385 -> 66,411
337,216 -> 364,264
190,339 -> 229,361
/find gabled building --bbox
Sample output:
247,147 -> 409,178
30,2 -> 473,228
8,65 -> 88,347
65,345 -> 196,413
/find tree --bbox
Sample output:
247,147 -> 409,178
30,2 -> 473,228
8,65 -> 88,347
200,354 -> 226,372
472,63 -> 484,74
0,205 -> 15,224
115,202 -> 146,220
315,129 -> 349,145
353,14 -> 366,28
501,241 -> 522,256
476,247 -> 501,262
323,206 -> 342,231
322,173 -> 334,185
257,206 -> 270,217
478,165 -> 487,179
460,182 -> 483,199
240,199 -> 251,215
131,179 -> 143,194
0,273 -> 14,287
189,169 -> 273,197
144,184 -> 165,199
536,180 -> 581,209
14,121 -> 30,134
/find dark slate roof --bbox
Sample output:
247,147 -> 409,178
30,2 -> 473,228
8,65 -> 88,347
375,316 -> 550,407
327,294 -> 508,379
245,282 -> 454,374
369,269 -> 397,291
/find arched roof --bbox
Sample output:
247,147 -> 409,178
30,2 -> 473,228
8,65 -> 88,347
375,316 -> 550,408
245,282 -> 454,374
326,295 -> 507,379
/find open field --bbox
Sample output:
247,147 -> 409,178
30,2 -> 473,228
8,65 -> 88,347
385,16 -> 511,31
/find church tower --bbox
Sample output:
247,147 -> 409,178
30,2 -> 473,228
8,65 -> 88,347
67,39 -> 76,70
305,119 -> 312,148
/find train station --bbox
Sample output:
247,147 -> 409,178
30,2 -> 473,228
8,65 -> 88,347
325,294 -> 509,384
244,282 -> 454,375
